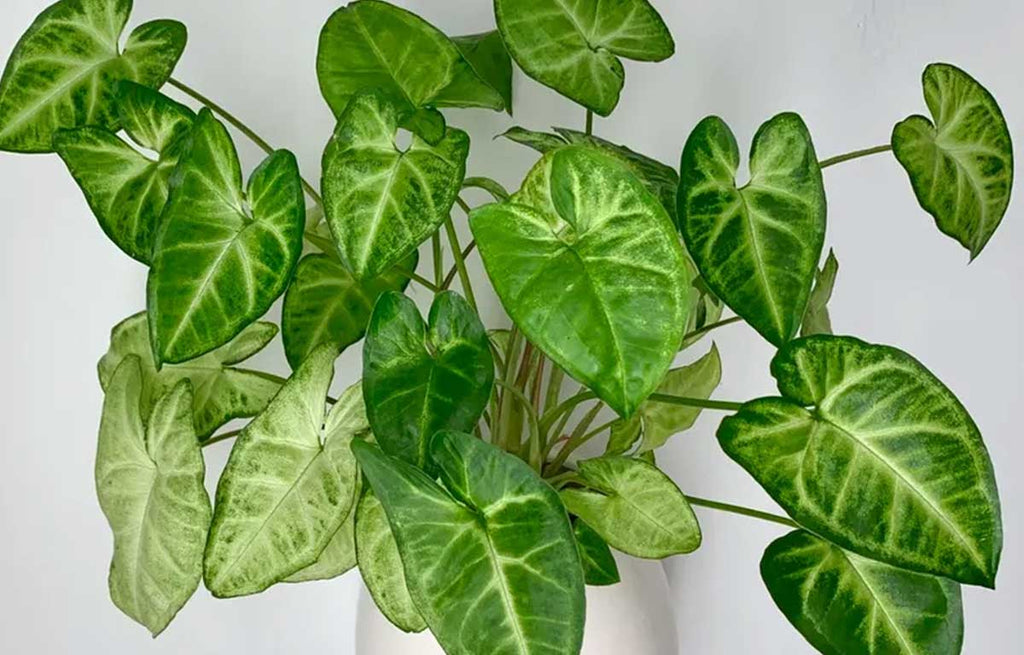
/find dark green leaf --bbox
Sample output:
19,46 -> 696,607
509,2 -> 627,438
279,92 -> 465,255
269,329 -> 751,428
800,249 -> 838,337
574,519 -> 620,586
434,30 -> 513,113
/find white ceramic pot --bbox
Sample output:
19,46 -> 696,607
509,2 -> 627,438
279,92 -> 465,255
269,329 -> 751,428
355,553 -> 678,655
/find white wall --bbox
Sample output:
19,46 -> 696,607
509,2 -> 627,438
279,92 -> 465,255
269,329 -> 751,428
1,0 -> 1021,652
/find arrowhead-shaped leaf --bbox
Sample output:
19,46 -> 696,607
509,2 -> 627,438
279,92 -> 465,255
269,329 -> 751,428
352,431 -> 585,655
54,82 -> 194,263
892,63 -> 1014,259
800,249 -> 838,337
204,348 -> 363,597
0,0 -> 186,152
762,530 -> 964,655
147,108 -> 304,364
678,113 -> 826,346
574,519 -> 620,586
97,312 -> 280,441
494,0 -> 674,116
281,252 -> 416,370
322,91 -> 468,280
471,146 -> 690,417
96,356 -> 211,636
718,335 -> 1002,587
560,456 -> 700,559
363,291 -> 493,470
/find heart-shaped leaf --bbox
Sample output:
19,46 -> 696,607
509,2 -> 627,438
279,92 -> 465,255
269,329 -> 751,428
285,509 -> 357,584
433,30 -> 513,112
560,456 -> 700,559
96,356 -> 211,636
97,312 -> 280,441
762,530 -> 963,655
352,431 -> 585,655
204,349 -> 363,598
718,335 -> 1002,587
678,113 -> 826,347
0,0 -> 186,152
800,249 -> 838,337
574,519 -> 620,586
892,63 -> 1014,259
54,82 -> 194,263
363,291 -> 493,470
355,489 -> 426,632
494,0 -> 674,115
322,91 -> 468,280
147,108 -> 304,364
281,252 -> 416,370
471,146 -> 690,417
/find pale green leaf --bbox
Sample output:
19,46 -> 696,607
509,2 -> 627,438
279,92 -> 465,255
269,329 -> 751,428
678,113 -> 826,346
800,249 -> 838,337
285,506 -> 357,584
148,108 -> 304,364
606,413 -> 642,456
892,63 -> 1014,259
0,0 -> 186,152
433,30 -> 513,112
574,519 -> 620,586
353,432 -> 585,655
718,335 -> 1002,587
96,356 -> 210,636
762,530 -> 963,655
637,343 -> 722,452
561,456 -> 700,559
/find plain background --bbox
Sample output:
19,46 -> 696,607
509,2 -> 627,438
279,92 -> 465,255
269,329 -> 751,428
1,0 -> 1021,652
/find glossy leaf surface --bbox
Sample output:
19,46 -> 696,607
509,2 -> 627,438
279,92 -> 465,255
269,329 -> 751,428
560,456 -> 700,558
148,109 -> 304,364
363,291 -> 493,469
718,335 -> 1002,587
494,0 -> 674,115
96,357 -> 210,636
762,530 -> 964,655
801,249 -> 838,337
678,113 -> 826,346
471,146 -> 689,417
353,432 -> 585,655
574,519 -> 620,586
322,91 -> 468,280
892,63 -> 1014,259
434,30 -> 513,112
0,0 -> 186,152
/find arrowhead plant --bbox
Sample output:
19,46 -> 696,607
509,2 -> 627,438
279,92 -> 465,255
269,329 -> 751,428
0,1 -> 1014,653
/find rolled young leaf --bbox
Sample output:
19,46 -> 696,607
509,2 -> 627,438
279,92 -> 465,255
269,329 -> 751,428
718,335 -> 1002,587
678,113 -> 826,347
95,356 -> 211,636
54,82 -> 195,264
494,0 -> 674,116
147,108 -> 304,364
363,291 -> 493,470
352,432 -> 585,655
0,0 -> 186,152
204,349 -> 363,597
892,63 -> 1014,259
800,249 -> 838,337
560,456 -> 701,559
471,146 -> 690,417
762,530 -> 964,655
322,91 -> 469,280
574,519 -> 620,586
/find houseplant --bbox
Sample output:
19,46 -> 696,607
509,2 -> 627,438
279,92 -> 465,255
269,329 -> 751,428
0,0 -> 1007,650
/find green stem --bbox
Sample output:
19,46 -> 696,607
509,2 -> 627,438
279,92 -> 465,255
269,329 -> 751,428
441,240 -> 476,289
495,380 -> 542,472
544,404 -> 609,475
443,217 -> 478,311
202,429 -> 242,447
819,144 -> 892,169
683,315 -> 743,342
543,365 -> 565,415
167,77 -> 323,207
685,495 -> 798,529
538,390 -> 597,437
647,393 -> 743,412
585,109 -> 594,136
398,268 -> 441,293
432,232 -> 444,288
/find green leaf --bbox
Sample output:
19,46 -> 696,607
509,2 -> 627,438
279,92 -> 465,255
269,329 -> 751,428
463,176 -> 510,202
560,456 -> 700,559
147,108 -> 305,364
471,146 -> 689,417
204,349 -> 363,598
718,335 -> 1002,587
354,489 -> 427,632
281,252 -> 416,370
574,519 -> 620,586
636,343 -> 722,452
892,63 -> 1014,259
95,356 -> 211,636
0,0 -> 186,152
363,291 -> 494,469
800,249 -> 838,337
606,413 -> 642,456
97,312 -> 280,441
762,530 -> 964,655
353,432 -> 585,655
285,506 -> 357,584
678,113 -> 826,347
499,126 -> 568,154
54,82 -> 194,263
433,30 -> 513,113
322,91 -> 469,280
681,274 -> 725,350
494,0 -> 674,116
